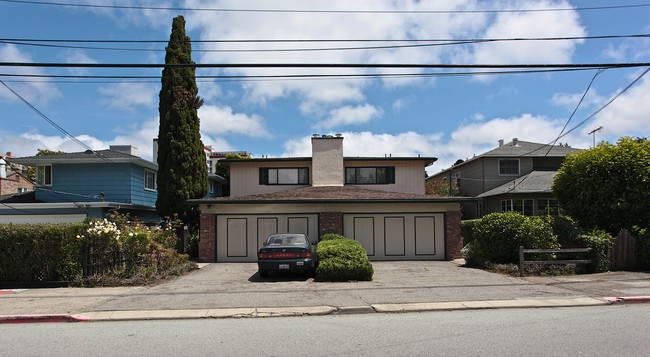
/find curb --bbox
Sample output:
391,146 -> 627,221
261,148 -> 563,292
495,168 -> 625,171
0,314 -> 89,324
604,296 -> 650,304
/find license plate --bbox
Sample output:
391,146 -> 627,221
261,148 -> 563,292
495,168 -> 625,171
279,264 -> 290,270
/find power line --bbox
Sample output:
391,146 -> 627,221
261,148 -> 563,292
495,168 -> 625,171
3,0 -> 650,14
2,34 -> 648,53
1,62 -> 648,70
0,67 -> 601,82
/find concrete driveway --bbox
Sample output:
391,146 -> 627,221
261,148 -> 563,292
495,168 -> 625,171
2,261 -> 648,316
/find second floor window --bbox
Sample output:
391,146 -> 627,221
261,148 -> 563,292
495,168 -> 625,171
345,167 -> 395,184
36,165 -> 52,186
144,169 -> 156,191
259,168 -> 309,185
499,159 -> 520,176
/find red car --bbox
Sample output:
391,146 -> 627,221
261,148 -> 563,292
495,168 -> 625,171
257,233 -> 317,277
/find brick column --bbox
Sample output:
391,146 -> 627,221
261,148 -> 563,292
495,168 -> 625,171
445,210 -> 463,260
198,213 -> 215,262
319,212 -> 343,238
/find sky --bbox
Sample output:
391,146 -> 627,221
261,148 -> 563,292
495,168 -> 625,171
1,0 -> 649,174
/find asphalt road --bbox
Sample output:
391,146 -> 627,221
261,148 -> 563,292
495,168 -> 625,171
2,304 -> 649,356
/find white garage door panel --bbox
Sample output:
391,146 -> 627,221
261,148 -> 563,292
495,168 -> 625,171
344,213 -> 445,260
415,216 -> 436,256
216,214 -> 318,262
227,218 -> 248,258
354,217 -> 375,256
384,217 -> 405,256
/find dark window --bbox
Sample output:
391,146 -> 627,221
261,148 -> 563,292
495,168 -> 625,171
259,168 -> 309,185
36,165 -> 52,186
144,169 -> 156,191
499,159 -> 520,176
345,167 -> 395,184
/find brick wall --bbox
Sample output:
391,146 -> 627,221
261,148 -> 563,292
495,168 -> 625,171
198,213 -> 215,262
445,210 -> 463,260
0,177 -> 18,195
318,211 -> 343,238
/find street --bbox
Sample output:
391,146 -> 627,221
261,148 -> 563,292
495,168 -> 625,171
1,304 -> 649,356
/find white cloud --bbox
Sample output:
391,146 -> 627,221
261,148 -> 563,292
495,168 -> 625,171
0,45 -> 61,104
316,104 -> 382,129
59,50 -> 98,76
550,90 -> 603,110
199,104 -> 270,137
467,0 -> 586,65
590,73 -> 650,139
98,82 -> 157,110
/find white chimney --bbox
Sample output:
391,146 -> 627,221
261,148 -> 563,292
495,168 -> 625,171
153,138 -> 159,164
0,158 -> 6,179
311,135 -> 344,186
110,145 -> 138,156
512,138 -> 519,146
498,139 -> 504,147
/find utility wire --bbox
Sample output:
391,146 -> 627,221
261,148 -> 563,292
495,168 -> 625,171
3,0 -> 650,14
1,62 -> 648,70
0,67 -> 599,82
2,34 -> 648,53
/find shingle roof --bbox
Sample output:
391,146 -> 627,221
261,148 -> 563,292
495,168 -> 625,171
12,149 -> 157,170
477,171 -> 557,198
190,185 -> 475,204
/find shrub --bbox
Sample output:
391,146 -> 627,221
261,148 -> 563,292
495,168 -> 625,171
320,233 -> 346,241
461,219 -> 481,246
0,223 -> 85,282
315,238 -> 373,281
634,227 -> 650,270
467,212 -> 558,265
548,215 -> 583,248
572,229 -> 612,273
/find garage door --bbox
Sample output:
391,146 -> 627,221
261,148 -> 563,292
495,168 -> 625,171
215,214 -> 319,262
343,213 -> 445,260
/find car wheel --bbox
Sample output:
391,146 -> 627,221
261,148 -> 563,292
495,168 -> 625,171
259,270 -> 268,278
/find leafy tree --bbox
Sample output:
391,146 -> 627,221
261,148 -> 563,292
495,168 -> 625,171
552,137 -> 650,235
156,15 -> 208,218
426,179 -> 458,196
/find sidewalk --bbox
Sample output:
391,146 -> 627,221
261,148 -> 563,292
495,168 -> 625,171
1,261 -> 649,322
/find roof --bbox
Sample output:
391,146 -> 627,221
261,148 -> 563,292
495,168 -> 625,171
432,139 -> 580,176
11,149 -> 157,170
477,171 -> 557,198
0,191 -> 42,203
219,156 -> 437,167
189,185 -> 475,204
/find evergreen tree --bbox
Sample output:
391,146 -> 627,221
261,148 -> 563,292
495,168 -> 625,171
156,15 -> 208,218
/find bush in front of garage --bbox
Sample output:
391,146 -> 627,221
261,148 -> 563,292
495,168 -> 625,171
319,233 -> 346,241
315,235 -> 373,282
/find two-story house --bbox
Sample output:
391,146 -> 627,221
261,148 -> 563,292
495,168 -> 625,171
0,145 -> 158,224
0,152 -> 34,196
191,135 -> 474,263
427,138 -> 581,220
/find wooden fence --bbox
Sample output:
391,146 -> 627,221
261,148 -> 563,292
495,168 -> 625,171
518,246 -> 591,277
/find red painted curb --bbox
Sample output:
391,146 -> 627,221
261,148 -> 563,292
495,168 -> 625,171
604,296 -> 650,304
0,314 -> 89,324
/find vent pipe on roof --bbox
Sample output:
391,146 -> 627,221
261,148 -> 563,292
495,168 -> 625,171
498,139 -> 504,147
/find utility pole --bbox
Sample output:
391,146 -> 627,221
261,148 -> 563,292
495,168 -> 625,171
588,126 -> 603,148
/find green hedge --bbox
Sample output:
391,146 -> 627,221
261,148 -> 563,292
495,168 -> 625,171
460,219 -> 481,246
0,223 -> 85,282
320,233 -> 346,241
465,212 -> 558,265
634,227 -> 650,270
316,237 -> 373,282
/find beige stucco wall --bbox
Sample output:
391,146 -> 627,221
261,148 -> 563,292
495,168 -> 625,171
201,201 -> 460,215
347,159 -> 427,194
311,137 -> 344,186
229,160 -> 311,197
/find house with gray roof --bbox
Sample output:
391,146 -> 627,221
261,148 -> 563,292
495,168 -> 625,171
190,135 -> 475,263
0,145 -> 159,224
427,138 -> 581,220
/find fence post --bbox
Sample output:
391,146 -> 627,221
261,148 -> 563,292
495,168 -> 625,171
519,246 -> 525,277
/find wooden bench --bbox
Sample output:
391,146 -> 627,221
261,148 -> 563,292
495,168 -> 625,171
518,246 -> 591,277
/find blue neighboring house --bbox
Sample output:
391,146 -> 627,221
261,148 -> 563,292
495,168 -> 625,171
0,145 -> 160,224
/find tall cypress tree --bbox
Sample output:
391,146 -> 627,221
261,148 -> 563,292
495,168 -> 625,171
156,15 -> 208,218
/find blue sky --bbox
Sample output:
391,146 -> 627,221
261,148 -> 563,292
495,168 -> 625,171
1,0 -> 649,174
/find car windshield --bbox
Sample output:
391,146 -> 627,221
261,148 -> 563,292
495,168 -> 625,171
267,235 -> 307,246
